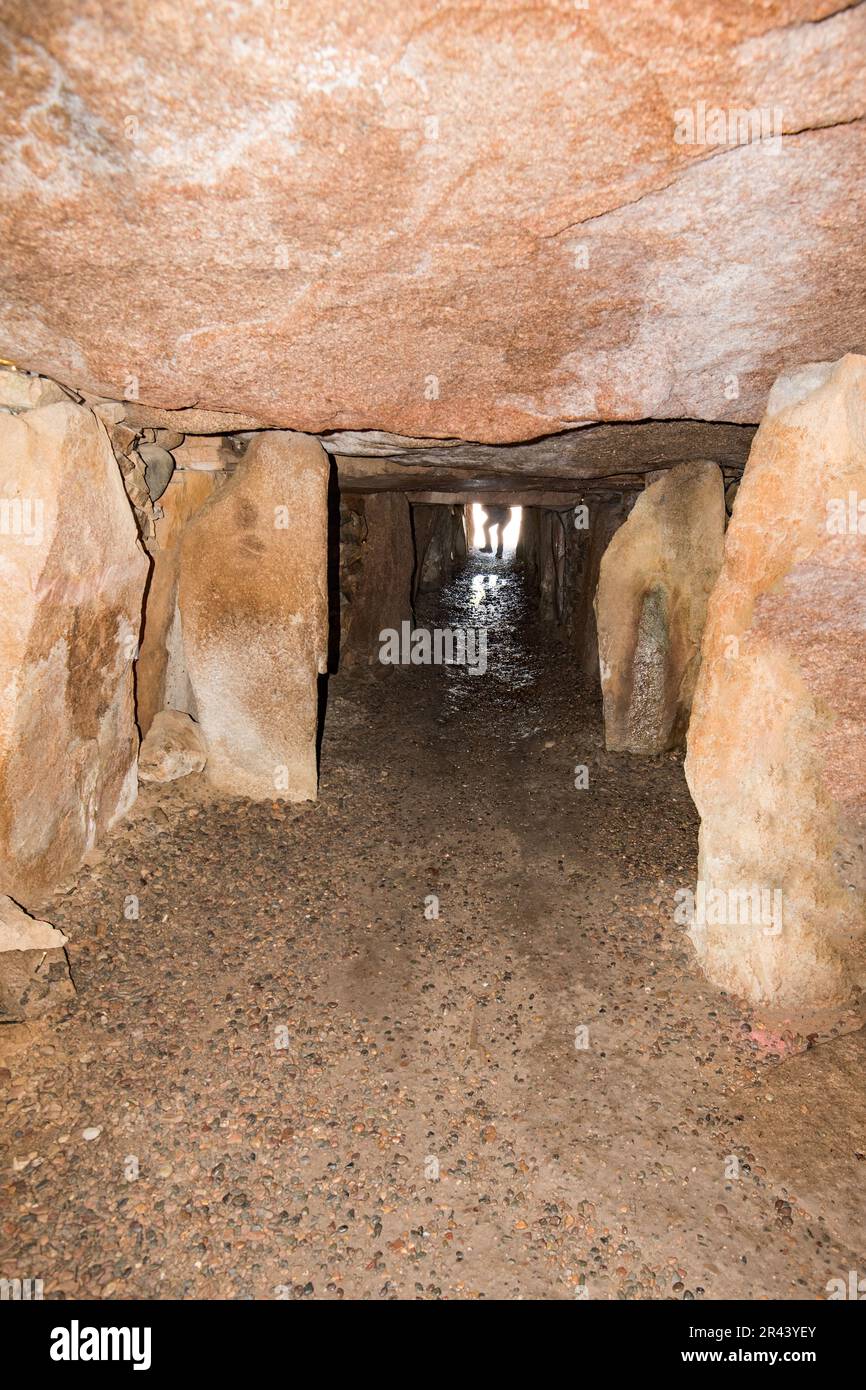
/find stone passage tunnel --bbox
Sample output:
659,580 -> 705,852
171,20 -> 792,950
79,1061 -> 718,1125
0,0 -> 865,1310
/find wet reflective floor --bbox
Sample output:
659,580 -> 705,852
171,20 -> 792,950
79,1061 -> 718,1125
415,548 -> 546,733
1,551 -> 859,1300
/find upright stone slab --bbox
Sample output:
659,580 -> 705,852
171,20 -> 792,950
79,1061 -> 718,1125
178,432 -> 328,800
339,492 -> 414,667
0,402 -> 147,901
530,510 -> 569,622
595,461 -> 725,753
136,468 -> 224,734
413,504 -> 461,594
685,355 -> 866,1009
572,495 -> 634,684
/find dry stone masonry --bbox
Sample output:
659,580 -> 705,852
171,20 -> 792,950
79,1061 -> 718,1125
339,492 -> 414,668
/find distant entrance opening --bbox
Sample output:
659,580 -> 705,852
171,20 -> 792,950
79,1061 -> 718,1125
471,502 -> 522,555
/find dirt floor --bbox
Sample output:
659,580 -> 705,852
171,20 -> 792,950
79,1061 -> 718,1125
1,551 -> 863,1300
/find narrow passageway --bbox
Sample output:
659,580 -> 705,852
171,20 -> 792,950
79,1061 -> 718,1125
2,1 -> 864,1342
2,545 -> 858,1301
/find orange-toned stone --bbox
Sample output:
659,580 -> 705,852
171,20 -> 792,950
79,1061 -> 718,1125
136,469 -> 225,734
685,355 -> 866,1008
0,3 -> 863,440
178,432 -> 328,800
596,462 -> 725,753
0,402 -> 147,901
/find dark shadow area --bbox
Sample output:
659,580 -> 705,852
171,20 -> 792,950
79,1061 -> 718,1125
325,457 -> 342,672
316,671 -> 329,776
316,456 -> 344,775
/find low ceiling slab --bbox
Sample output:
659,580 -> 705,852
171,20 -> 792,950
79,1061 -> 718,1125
0,1 -> 863,439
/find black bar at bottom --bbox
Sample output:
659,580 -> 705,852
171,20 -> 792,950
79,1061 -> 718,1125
5,1296 -> 858,1376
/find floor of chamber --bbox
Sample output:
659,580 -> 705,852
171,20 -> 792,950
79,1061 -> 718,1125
1,558 -> 859,1300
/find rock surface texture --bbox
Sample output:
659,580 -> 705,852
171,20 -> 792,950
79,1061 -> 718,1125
178,432 -> 328,800
0,368 -> 68,412
1,3 -> 864,439
138,709 -> 207,783
136,468 -> 225,734
685,355 -> 866,1009
0,895 -> 73,1021
596,462 -> 725,754
413,504 -> 466,595
0,894 -> 67,952
0,400 -> 147,901
571,496 -> 636,684
519,495 -> 636,685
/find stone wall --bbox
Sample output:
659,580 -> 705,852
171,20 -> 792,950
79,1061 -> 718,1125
412,504 -> 466,594
518,496 -> 635,683
339,492 -> 414,666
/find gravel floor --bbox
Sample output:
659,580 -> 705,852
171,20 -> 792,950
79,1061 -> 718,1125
1,553 -> 861,1300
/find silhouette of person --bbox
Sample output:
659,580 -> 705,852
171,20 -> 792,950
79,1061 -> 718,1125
479,504 -> 512,557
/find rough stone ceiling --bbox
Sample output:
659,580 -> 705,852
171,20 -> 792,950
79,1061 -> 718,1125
1,0 -> 864,446
330,420 -> 756,491
326,419 -> 755,470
